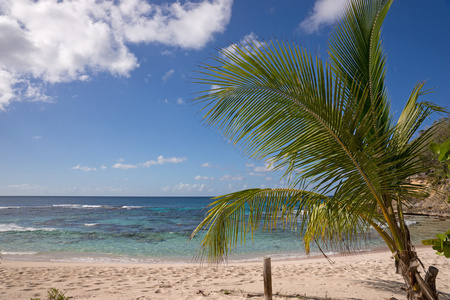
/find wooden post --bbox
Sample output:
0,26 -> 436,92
414,272 -> 437,300
263,256 -> 272,300
425,266 -> 439,296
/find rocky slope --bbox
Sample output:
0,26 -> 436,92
404,177 -> 450,217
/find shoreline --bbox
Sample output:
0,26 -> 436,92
0,244 -> 398,265
2,247 -> 449,300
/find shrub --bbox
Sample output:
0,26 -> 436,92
30,287 -> 69,300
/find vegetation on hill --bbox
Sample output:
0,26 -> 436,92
418,117 -> 450,186
404,117 -> 450,217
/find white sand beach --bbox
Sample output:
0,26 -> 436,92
1,247 -> 449,300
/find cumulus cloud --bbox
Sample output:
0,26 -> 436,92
32,135 -> 42,141
194,175 -> 214,180
66,186 -> 125,193
162,182 -> 206,192
248,172 -> 265,177
114,0 -> 232,48
254,165 -> 273,173
208,84 -> 221,94
161,50 -> 173,56
299,0 -> 347,34
113,155 -> 187,169
249,161 -> 276,176
112,163 -> 138,170
8,183 -> 42,190
140,155 -> 187,167
201,162 -> 219,168
220,174 -> 244,181
221,32 -> 261,58
253,166 -> 268,172
0,0 -> 233,109
162,69 -> 175,82
72,164 -> 97,172
176,98 -> 184,104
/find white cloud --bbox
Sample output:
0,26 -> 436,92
251,161 -> 276,174
162,69 -> 175,82
112,163 -> 137,170
201,162 -> 218,168
194,175 -> 214,180
220,174 -> 244,181
140,155 -> 187,167
176,97 -> 184,105
0,0 -> 137,109
113,155 -> 187,169
209,84 -> 221,94
65,186 -> 125,193
25,84 -> 53,103
248,172 -> 265,177
253,166 -> 268,172
161,50 -> 173,56
0,0 -> 233,109
67,186 -> 80,193
221,32 -> 261,59
245,163 -> 255,167
101,186 -> 124,192
0,69 -> 19,110
299,0 -> 347,34
114,0 -> 232,48
32,135 -> 42,141
163,182 -> 206,192
100,165 -> 107,170
72,164 -> 97,172
78,74 -> 90,81
8,183 -> 42,190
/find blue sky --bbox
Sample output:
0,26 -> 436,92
0,0 -> 448,196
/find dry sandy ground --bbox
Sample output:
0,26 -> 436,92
1,247 -> 449,300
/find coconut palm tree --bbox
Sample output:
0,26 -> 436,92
190,0 -> 447,299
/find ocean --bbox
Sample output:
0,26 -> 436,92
1,196 -> 448,263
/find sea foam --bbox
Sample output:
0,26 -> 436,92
0,223 -> 55,232
1,250 -> 38,255
52,204 -> 121,209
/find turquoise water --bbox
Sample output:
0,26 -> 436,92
0,196 -> 448,263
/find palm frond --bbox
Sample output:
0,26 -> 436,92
374,84 -> 448,198
190,187 -> 387,262
192,0 -> 448,264
302,196 -> 385,254
190,188 -> 328,263
329,0 -> 393,139
196,39 -> 387,202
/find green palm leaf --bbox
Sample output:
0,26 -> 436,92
191,0 -> 447,282
191,188 -> 385,263
329,0 -> 393,140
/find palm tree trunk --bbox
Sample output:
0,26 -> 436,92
394,225 -> 439,300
